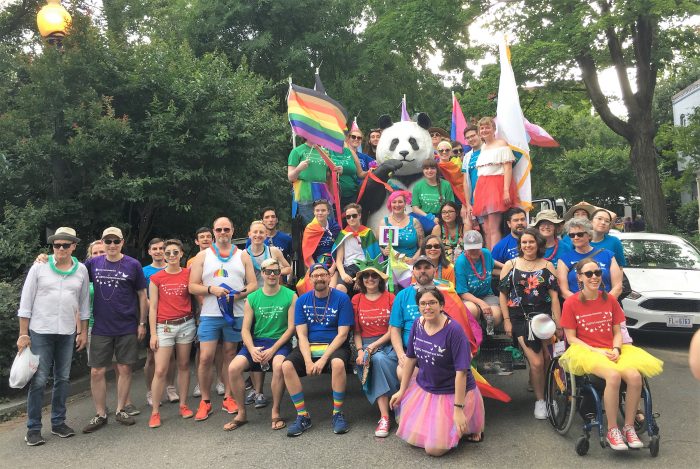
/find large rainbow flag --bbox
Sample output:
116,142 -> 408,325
287,83 -> 349,153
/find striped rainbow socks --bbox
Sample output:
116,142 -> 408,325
332,390 -> 344,415
291,392 -> 308,416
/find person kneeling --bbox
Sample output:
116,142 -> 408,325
390,286 -> 484,457
282,263 -> 354,436
226,259 -> 297,431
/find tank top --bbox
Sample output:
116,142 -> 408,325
247,245 -> 270,287
384,214 -> 418,257
201,246 -> 246,318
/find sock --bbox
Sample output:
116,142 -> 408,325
332,391 -> 345,415
291,392 -> 308,417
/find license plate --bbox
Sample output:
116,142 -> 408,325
666,314 -> 693,328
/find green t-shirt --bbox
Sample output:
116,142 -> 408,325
412,178 -> 455,215
287,144 -> 329,183
330,148 -> 359,199
247,286 -> 294,339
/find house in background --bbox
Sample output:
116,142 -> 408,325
672,78 -> 700,233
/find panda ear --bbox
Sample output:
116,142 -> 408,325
415,113 -> 432,130
378,115 -> 393,130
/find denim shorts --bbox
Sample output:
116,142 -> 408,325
198,315 -> 242,343
156,318 -> 196,347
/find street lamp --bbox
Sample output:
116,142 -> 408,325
36,0 -> 72,46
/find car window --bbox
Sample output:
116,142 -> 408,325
621,239 -> 700,270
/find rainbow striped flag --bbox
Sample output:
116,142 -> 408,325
288,83 -> 349,153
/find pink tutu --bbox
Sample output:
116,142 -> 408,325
472,175 -> 520,216
396,378 -> 485,451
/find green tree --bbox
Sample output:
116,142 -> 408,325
493,0 -> 700,232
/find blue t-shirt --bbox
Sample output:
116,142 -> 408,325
357,151 -> 374,171
312,219 -> 340,265
544,239 -> 571,268
245,231 -> 293,260
491,233 -> 520,263
142,264 -> 165,290
559,248 -> 616,293
389,285 -> 421,347
294,289 -> 354,344
591,234 -> 626,267
454,248 -> 494,297
461,149 -> 481,205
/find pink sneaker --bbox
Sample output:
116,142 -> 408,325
374,416 -> 390,438
606,427 -> 628,451
622,424 -> 644,449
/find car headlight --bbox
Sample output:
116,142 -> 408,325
626,290 -> 642,300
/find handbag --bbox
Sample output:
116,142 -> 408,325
360,348 -> 373,386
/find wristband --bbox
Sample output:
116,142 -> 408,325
207,286 -> 212,295
503,317 -> 510,321
613,346 -> 621,354
139,322 -> 146,326
454,403 -> 465,408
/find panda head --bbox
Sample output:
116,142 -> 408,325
375,113 -> 433,177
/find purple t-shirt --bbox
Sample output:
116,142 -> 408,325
86,255 -> 147,336
406,316 -> 475,394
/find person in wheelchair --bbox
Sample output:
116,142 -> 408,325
559,258 -> 663,451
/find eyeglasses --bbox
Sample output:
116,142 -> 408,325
102,238 -> 122,245
311,272 -> 329,279
452,149 -> 463,155
363,272 -> 380,279
424,243 -> 441,250
345,213 -> 359,220
214,227 -> 232,233
164,250 -> 180,257
52,242 -> 73,250
349,135 -> 362,141
581,270 -> 602,278
263,269 -> 281,276
437,149 -> 452,153
568,232 -> 587,239
441,210 -> 456,215
419,300 -> 439,308
593,216 -> 611,225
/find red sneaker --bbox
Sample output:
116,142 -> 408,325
606,427 -> 628,451
622,424 -> 644,449
194,401 -> 212,421
148,413 -> 161,428
179,404 -> 194,419
222,396 -> 239,414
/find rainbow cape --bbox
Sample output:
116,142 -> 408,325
331,226 -> 380,260
438,160 -> 466,205
296,217 -> 328,295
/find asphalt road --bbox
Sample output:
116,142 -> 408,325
0,332 -> 697,469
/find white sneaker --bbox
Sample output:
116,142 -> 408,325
192,383 -> 201,397
534,400 -> 548,420
216,381 -> 225,396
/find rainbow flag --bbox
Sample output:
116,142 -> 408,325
288,83 -> 349,153
437,160 -> 466,205
387,247 -> 413,292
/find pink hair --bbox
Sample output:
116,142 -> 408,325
387,190 -> 412,210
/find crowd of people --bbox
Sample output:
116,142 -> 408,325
16,122 -> 665,456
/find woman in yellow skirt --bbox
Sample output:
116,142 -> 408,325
559,258 -> 663,451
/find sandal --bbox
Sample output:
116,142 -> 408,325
466,432 -> 484,443
271,417 -> 286,430
223,419 -> 248,431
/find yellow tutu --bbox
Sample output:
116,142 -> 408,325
559,343 -> 663,378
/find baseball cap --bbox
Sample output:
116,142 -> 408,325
413,255 -> 434,268
463,230 -> 483,250
101,227 -> 123,239
309,263 -> 329,276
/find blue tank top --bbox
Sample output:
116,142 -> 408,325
384,214 -> 419,257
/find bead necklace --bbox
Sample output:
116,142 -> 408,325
312,288 -> 333,324
467,251 -> 487,280
544,239 -> 559,261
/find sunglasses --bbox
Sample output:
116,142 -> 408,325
430,132 -> 441,137
425,243 -> 442,250
363,272 -> 381,280
437,149 -> 451,153
568,232 -> 587,238
214,227 -> 232,233
349,135 -> 362,141
581,270 -> 602,278
102,238 -> 122,245
52,242 -> 73,250
164,250 -> 180,257
263,269 -> 281,276
452,149 -> 463,155
345,213 -> 359,220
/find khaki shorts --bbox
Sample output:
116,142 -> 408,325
88,334 -> 139,368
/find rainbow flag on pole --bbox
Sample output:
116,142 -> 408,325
287,82 -> 349,153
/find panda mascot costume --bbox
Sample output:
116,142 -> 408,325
359,113 -> 436,231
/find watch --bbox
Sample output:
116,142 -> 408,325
613,346 -> 621,354
139,322 -> 146,326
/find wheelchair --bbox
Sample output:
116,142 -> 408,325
545,355 -> 660,457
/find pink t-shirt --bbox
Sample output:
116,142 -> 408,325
150,268 -> 192,321
352,291 -> 394,338
560,292 -> 625,349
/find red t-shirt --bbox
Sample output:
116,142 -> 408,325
560,292 -> 625,349
352,291 -> 395,338
150,268 -> 192,321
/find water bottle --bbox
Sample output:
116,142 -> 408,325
261,361 -> 270,372
485,313 -> 495,336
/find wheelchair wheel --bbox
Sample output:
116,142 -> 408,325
545,357 -> 577,435
575,436 -> 589,456
649,435 -> 660,457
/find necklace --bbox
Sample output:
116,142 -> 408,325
312,289 -> 333,324
212,243 -> 236,262
467,252 -> 487,280
389,214 -> 407,226
544,239 -> 559,261
98,255 -> 124,302
49,255 -> 79,276
521,257 -> 538,271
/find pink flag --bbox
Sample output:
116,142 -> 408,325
401,95 -> 410,121
451,93 -> 467,145
524,118 -> 559,147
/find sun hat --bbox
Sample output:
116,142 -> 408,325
428,127 -> 449,139
531,209 -> 564,227
563,201 -> 595,221
530,314 -> 557,340
463,230 -> 483,250
101,226 -> 123,239
47,227 -> 80,244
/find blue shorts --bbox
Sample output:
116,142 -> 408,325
198,316 -> 242,343
238,338 -> 292,372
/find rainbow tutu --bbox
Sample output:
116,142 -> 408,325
396,378 -> 485,451
559,343 -> 663,378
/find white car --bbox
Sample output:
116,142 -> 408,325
610,232 -> 700,332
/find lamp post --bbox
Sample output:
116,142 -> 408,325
36,0 -> 72,47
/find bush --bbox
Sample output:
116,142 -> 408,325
0,280 -> 21,397
676,201 -> 699,235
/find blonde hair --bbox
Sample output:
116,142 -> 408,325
249,220 -> 265,231
478,116 -> 495,129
